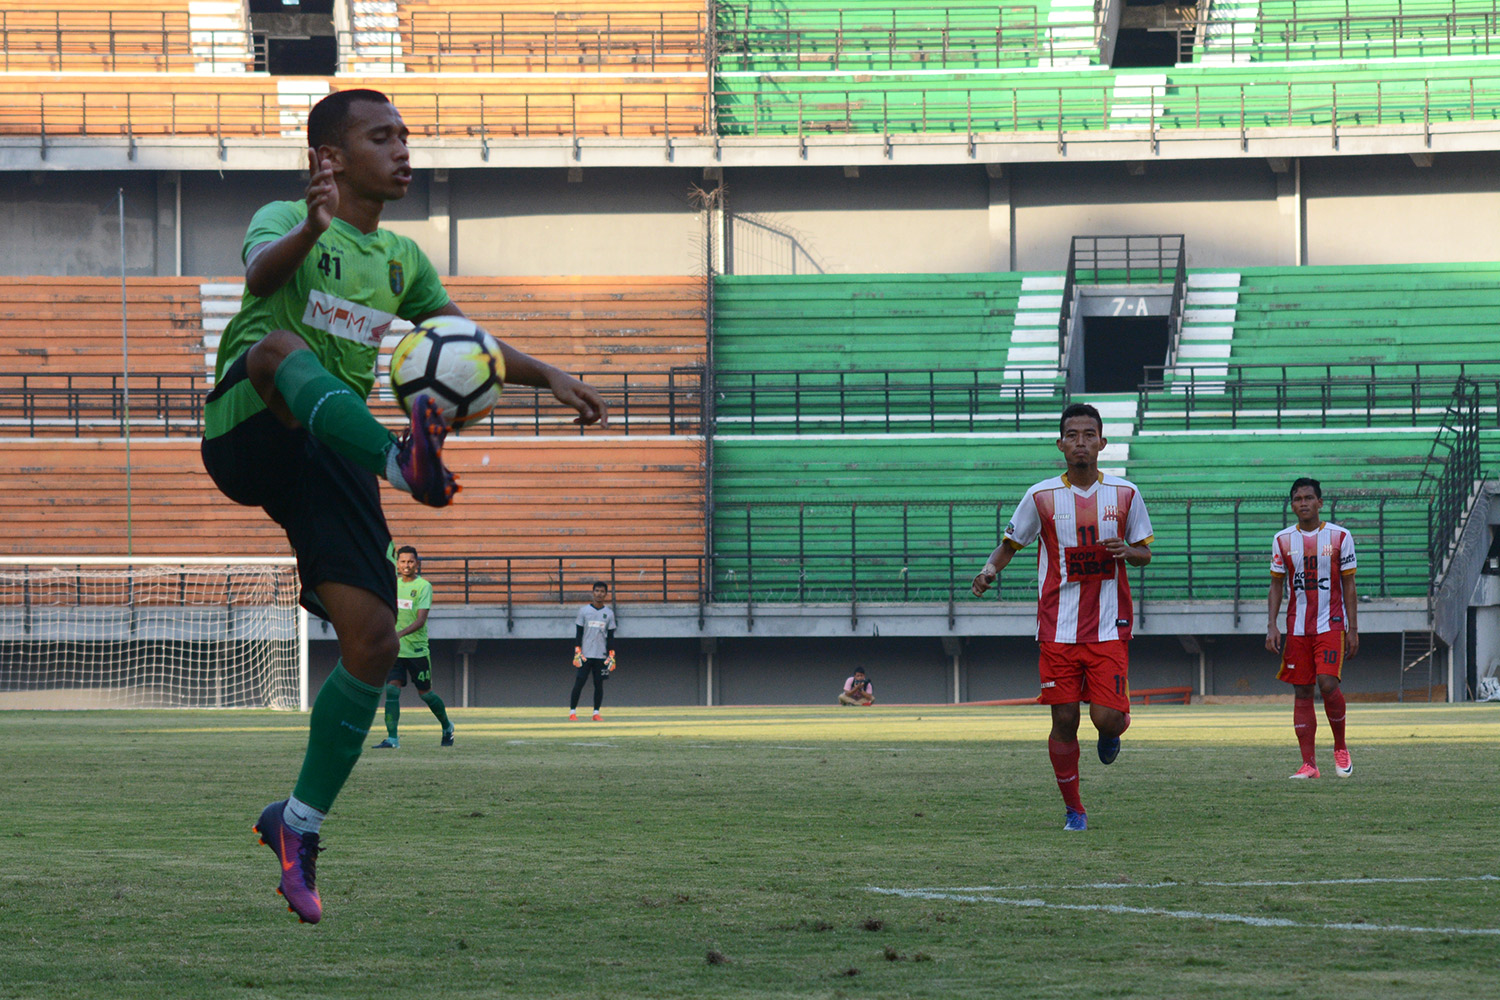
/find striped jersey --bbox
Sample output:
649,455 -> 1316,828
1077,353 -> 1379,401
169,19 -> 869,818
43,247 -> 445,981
1003,473 -> 1154,644
1270,522 -> 1357,636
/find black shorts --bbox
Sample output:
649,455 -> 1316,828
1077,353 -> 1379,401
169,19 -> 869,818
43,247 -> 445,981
200,353 -> 396,621
387,655 -> 432,690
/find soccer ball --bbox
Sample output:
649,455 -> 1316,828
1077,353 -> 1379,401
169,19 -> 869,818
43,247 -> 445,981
388,316 -> 505,431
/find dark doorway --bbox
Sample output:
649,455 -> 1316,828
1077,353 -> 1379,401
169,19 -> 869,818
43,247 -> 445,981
1081,316 -> 1170,393
1111,0 -> 1194,66
1112,29 -> 1181,67
262,35 -> 337,74
249,0 -> 337,75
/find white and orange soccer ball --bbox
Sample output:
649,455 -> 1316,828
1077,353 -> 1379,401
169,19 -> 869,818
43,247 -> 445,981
388,316 -> 505,432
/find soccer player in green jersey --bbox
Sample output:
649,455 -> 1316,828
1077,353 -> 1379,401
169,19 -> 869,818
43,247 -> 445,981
372,545 -> 453,749
202,89 -> 608,924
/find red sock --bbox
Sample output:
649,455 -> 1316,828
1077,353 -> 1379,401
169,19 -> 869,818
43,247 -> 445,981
1323,687 -> 1347,751
1293,697 -> 1317,766
1048,738 -> 1084,813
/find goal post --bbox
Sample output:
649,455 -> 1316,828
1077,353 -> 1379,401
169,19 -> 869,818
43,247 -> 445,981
0,557 -> 308,711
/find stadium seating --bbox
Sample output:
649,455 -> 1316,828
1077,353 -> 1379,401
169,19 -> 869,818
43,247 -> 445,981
710,428 -> 1438,602
1199,0 -> 1500,64
0,275 -> 707,438
1,436 -> 706,599
0,72 -> 710,139
715,0 -> 1101,73
714,57 -> 1500,137
1223,263 -> 1500,371
0,1 -> 209,73
0,277 -> 204,375
715,272 -> 1066,431
395,0 -> 709,73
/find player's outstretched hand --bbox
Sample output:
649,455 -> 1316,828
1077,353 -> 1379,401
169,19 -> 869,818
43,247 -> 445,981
573,647 -> 585,668
971,569 -> 996,598
548,370 -> 609,427
305,149 -> 337,234
1265,624 -> 1282,654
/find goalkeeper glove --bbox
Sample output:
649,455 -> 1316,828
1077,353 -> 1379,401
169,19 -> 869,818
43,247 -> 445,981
573,647 -> 584,668
604,651 -> 616,672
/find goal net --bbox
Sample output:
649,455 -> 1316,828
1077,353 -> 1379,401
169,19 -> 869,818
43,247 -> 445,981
0,558 -> 307,710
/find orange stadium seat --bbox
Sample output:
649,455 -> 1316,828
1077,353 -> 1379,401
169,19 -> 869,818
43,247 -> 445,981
0,73 -> 710,138
397,0 -> 709,73
0,437 -> 708,602
0,277 -> 204,375
0,1 -> 198,73
439,275 -> 707,372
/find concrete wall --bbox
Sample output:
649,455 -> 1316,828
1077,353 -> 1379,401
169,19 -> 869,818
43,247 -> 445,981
449,167 -> 704,276
0,172 -> 159,275
6,154 -> 1496,277
308,631 -> 1375,707
1303,152 -> 1500,265
723,165 -> 992,275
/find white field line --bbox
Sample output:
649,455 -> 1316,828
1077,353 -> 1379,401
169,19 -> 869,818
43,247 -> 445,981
901,874 -> 1500,892
868,877 -> 1500,936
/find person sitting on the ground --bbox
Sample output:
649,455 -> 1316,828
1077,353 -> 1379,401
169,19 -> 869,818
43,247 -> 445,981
839,668 -> 875,706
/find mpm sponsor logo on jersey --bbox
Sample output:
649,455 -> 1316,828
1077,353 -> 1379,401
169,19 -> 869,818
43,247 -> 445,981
302,290 -> 396,348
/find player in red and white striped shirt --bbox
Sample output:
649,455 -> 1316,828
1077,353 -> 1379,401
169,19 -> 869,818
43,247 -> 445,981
1266,477 -> 1359,780
972,403 -> 1154,832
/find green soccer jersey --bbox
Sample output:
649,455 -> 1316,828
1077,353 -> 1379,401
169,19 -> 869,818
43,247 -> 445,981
207,200 -> 450,437
396,574 -> 433,658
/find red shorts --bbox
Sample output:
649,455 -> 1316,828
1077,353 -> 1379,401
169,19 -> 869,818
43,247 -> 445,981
1038,640 -> 1130,714
1277,631 -> 1345,685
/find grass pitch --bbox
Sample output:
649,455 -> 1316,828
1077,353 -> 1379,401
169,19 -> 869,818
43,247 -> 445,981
2,704 -> 1498,1000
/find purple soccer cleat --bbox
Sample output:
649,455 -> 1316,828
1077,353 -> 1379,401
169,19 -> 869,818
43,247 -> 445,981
395,394 -> 459,508
254,800 -> 323,924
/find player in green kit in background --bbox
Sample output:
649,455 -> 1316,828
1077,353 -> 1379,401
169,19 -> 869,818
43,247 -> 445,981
200,88 -> 608,924
373,545 -> 453,749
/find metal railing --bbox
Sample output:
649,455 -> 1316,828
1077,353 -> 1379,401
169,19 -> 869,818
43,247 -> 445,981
0,22 -> 707,73
714,367 -> 1066,434
710,493 -> 1435,607
0,27 -> 258,72
1137,365 -> 1500,430
0,369 -> 704,438
1200,9 -> 1500,62
4,89 -> 712,148
418,554 -> 706,621
1418,378 -> 1483,578
7,72 -> 1499,147
357,28 -> 709,73
716,6 -> 1089,72
715,70 -> 1500,146
1059,235 -> 1185,369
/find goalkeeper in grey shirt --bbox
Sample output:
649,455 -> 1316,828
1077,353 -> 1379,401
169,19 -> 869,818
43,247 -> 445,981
569,581 -> 616,721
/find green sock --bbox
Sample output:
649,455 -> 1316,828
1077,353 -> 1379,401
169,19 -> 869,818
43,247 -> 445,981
291,662 -> 382,814
420,689 -> 452,731
384,684 -> 401,739
274,349 -> 397,478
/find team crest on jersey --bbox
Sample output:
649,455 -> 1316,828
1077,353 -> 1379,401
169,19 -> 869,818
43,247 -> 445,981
1103,504 -> 1120,522
388,261 -> 404,295
1321,543 -> 1335,556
